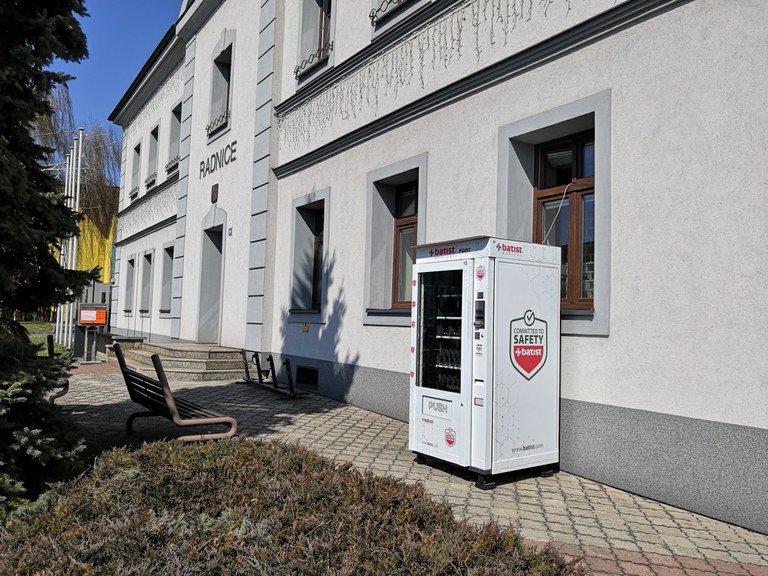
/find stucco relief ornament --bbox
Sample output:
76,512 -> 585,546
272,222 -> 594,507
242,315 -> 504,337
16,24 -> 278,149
277,0 -> 573,149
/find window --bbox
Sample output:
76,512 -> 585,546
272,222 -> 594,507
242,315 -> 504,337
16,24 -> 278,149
533,131 -> 594,309
498,90 -> 610,336
130,144 -> 141,199
208,44 -> 232,136
370,0 -> 413,25
167,104 -> 181,173
392,183 -> 417,307
146,126 -> 158,188
140,251 -> 153,314
365,153 -> 427,326
370,0 -> 428,34
124,257 -> 135,314
160,244 -> 174,314
296,0 -> 333,79
289,188 -> 329,322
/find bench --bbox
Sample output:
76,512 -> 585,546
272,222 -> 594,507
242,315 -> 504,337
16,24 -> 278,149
113,343 -> 238,442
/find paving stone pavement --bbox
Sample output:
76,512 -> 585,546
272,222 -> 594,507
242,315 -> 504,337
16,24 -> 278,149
60,364 -> 768,575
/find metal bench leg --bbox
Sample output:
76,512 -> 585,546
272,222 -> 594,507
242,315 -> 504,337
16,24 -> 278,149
267,355 -> 279,390
283,358 -> 296,397
127,411 -> 159,435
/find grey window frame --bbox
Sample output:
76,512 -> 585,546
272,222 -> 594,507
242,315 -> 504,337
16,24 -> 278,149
124,256 -> 136,315
131,143 -> 141,199
146,125 -> 159,187
139,249 -> 154,316
167,103 -> 182,173
497,90 -> 611,336
296,0 -> 335,82
288,188 -> 330,324
370,0 -> 428,37
207,29 -> 236,139
364,153 -> 427,326
160,242 -> 174,316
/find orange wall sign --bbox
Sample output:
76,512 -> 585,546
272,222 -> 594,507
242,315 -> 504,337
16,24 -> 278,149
79,307 -> 107,326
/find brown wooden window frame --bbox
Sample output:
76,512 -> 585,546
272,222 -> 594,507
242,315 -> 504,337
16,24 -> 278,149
391,183 -> 418,309
532,130 -> 595,310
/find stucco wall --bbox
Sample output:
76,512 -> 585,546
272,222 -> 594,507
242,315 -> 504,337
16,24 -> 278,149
272,0 -> 768,432
176,0 -> 260,348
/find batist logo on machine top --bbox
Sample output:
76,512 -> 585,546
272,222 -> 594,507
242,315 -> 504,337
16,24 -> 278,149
510,310 -> 547,380
428,245 -> 473,257
444,428 -> 456,447
492,239 -> 524,254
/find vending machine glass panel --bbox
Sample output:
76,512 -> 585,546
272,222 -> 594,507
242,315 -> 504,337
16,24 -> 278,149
418,269 -> 463,394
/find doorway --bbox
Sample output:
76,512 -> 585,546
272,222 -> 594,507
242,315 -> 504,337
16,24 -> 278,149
198,225 -> 223,343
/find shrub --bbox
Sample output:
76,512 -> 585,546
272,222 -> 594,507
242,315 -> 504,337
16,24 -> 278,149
0,440 -> 584,575
0,325 -> 87,516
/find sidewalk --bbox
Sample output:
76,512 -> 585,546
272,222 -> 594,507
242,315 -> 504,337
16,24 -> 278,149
60,366 -> 768,576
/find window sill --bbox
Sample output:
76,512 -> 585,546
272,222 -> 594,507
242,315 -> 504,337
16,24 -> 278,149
364,307 -> 411,327
165,156 -> 180,174
206,123 -> 232,145
287,308 -> 325,325
561,307 -> 594,319
206,110 -> 231,137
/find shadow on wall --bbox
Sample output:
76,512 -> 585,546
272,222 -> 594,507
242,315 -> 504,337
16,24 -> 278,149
277,250 -> 360,403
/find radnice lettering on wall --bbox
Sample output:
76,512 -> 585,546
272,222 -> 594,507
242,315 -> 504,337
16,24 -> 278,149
200,140 -> 237,179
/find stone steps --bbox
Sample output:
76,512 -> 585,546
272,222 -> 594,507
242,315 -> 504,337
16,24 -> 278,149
105,339 -> 245,381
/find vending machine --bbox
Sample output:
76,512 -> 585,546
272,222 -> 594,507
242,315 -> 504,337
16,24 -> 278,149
408,237 -> 561,488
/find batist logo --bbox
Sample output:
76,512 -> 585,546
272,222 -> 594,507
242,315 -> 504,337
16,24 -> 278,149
429,246 -> 456,257
509,310 -> 547,380
444,428 -> 456,447
494,241 -> 523,254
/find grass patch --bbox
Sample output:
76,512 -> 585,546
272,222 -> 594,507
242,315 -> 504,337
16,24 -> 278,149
29,335 -> 68,357
0,440 -> 583,575
20,321 -> 53,334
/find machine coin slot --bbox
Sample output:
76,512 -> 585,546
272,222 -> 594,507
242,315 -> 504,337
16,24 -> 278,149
474,300 -> 485,329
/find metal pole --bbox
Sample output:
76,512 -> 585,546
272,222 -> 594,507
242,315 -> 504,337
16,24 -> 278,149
55,153 -> 71,344
64,139 -> 77,349
69,128 -> 85,352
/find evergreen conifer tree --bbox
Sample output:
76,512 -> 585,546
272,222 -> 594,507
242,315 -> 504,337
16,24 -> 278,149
0,0 -> 96,323
0,0 -> 95,515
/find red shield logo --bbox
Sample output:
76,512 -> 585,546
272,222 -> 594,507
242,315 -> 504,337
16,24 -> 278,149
476,265 -> 486,281
444,428 -> 456,447
510,310 -> 547,380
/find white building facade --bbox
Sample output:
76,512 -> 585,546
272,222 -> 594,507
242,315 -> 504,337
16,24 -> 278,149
111,0 -> 768,534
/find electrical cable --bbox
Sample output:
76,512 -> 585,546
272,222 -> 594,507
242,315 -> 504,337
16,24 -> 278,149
542,180 -> 573,245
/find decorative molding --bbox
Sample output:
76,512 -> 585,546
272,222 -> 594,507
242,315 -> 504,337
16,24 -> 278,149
274,0 -> 689,178
165,155 -> 180,173
144,172 -> 158,187
370,0 -> 413,26
115,216 -> 177,247
206,110 -> 230,136
294,42 -> 334,79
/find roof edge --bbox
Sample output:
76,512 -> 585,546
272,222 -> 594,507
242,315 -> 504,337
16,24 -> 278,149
108,24 -> 177,123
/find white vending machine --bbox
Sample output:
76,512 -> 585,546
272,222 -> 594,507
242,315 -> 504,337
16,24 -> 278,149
408,237 -> 561,488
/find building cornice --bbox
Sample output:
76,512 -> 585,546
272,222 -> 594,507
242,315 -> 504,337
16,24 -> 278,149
274,0 -> 691,179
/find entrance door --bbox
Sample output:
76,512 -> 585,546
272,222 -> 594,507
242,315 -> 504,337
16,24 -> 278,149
409,259 -> 474,466
198,226 -> 223,343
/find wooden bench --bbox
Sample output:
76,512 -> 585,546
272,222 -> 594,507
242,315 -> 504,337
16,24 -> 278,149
113,343 -> 238,442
